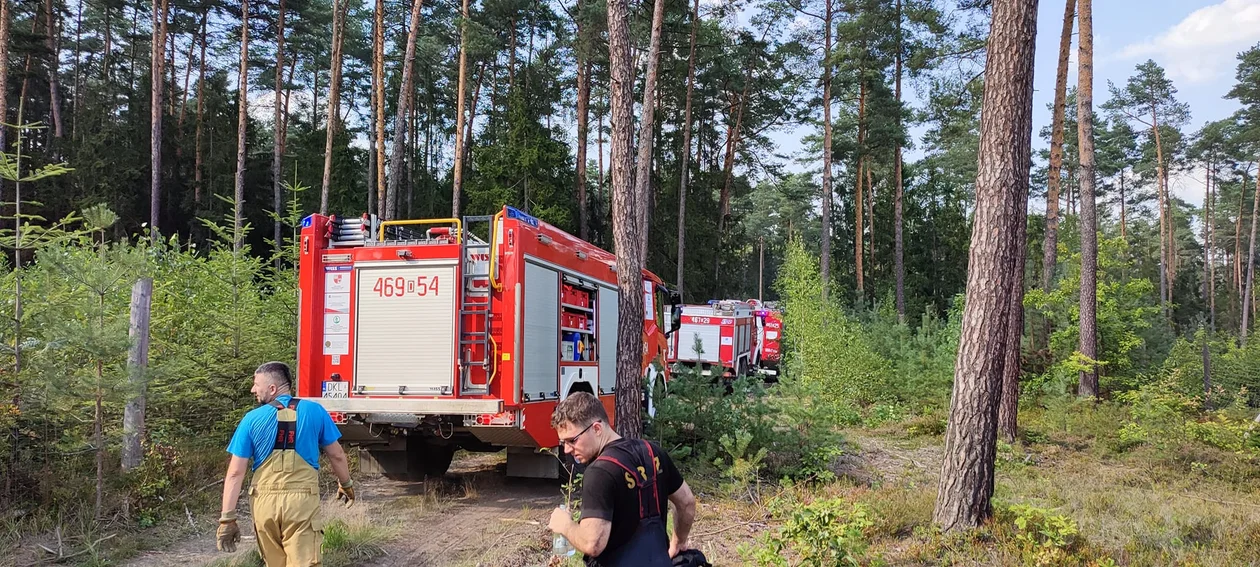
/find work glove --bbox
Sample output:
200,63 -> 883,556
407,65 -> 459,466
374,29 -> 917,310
216,511 -> 241,552
336,479 -> 356,508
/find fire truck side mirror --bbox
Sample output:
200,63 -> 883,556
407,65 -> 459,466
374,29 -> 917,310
668,305 -> 682,336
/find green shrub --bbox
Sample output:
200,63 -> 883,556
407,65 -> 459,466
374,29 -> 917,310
777,240 -> 891,407
740,498 -> 876,567
651,368 -> 843,482
998,503 -> 1083,566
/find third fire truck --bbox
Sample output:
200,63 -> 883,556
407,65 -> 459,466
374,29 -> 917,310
296,206 -> 680,478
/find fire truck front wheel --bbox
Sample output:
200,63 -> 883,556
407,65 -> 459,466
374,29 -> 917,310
406,436 -> 456,478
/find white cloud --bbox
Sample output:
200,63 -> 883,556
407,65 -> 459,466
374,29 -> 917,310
1116,0 -> 1260,84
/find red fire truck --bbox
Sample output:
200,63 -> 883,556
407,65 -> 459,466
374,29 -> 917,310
296,206 -> 680,478
667,300 -> 757,378
747,300 -> 783,378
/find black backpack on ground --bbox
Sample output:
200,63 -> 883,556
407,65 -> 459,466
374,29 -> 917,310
671,549 -> 711,567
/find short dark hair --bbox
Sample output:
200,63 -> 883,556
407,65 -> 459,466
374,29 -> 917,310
255,361 -> 292,391
551,392 -> 608,429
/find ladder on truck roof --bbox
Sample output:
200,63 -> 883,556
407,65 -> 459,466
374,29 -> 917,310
459,215 -> 495,395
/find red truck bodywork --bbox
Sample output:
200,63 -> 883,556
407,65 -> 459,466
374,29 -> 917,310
296,206 -> 677,477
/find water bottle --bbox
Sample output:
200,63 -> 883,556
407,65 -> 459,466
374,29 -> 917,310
552,505 -> 576,557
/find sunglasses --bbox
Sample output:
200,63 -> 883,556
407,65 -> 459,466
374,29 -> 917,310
560,421 -> 599,448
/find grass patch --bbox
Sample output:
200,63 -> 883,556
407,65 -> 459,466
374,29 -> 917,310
321,518 -> 390,567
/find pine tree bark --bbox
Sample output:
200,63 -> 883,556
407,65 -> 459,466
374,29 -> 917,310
676,0 -> 700,298
372,0 -> 386,220
820,0 -> 834,301
1077,0 -> 1099,397
720,42 -> 757,231
121,277 -> 152,471
1119,169 -> 1126,240
1041,0 -> 1073,297
1236,170 -> 1247,299
149,0 -> 167,230
1242,171 -> 1260,346
856,82 -> 866,297
1208,162 -> 1216,330
997,180 -> 1027,443
934,0 -> 1037,532
607,0 -> 644,439
451,0 -> 470,218
633,0 -> 666,255
234,0 -> 250,252
0,0 -> 11,152
44,0 -> 63,139
574,0 -> 591,241
893,0 -> 905,322
194,10 -> 207,208
179,22 -> 198,129
462,62 -> 485,184
320,0 -> 346,215
273,0 -> 286,252
386,0 -> 426,221
1153,104 -> 1170,310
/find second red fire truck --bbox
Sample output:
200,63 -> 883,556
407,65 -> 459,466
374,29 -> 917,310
296,206 -> 680,478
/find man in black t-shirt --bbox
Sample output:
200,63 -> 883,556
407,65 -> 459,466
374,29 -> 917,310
547,392 -> 697,567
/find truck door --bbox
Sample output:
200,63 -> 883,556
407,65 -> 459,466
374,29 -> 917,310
353,261 -> 459,395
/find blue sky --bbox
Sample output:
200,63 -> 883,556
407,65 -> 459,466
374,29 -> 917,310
772,0 -> 1260,208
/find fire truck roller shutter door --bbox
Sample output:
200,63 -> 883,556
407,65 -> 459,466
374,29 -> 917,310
678,323 -> 720,363
598,286 -> 619,394
354,263 -> 458,394
523,262 -> 561,399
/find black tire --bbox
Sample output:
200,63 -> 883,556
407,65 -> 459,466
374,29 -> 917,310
423,444 -> 456,477
406,436 -> 456,478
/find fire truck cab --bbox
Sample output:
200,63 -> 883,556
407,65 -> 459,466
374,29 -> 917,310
667,300 -> 757,378
295,206 -> 680,479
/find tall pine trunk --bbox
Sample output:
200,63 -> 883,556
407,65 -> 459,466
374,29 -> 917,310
1153,106 -> 1169,311
1208,162 -> 1216,329
633,0 -> 666,255
272,0 -> 285,252
1077,0 -> 1099,397
320,0 -> 346,215
372,0 -> 386,219
1242,170 -> 1260,345
387,0 -> 427,221
0,0 -> 9,152
820,0 -> 834,301
1041,0 -> 1074,314
149,0 -> 166,230
676,0 -> 699,298
574,0 -> 591,240
934,0 -> 1037,531
194,10 -> 207,209
44,0 -> 63,139
1235,170 -> 1247,299
234,0 -> 250,252
607,0 -> 644,439
855,82 -> 866,297
451,0 -> 470,217
893,0 -> 905,322
1119,169 -> 1126,240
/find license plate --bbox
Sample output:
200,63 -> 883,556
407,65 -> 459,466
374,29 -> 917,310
322,381 -> 348,398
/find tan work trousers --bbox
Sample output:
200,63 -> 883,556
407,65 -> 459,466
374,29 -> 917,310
250,450 -> 323,567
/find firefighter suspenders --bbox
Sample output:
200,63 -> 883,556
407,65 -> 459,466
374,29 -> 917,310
595,441 -> 663,520
268,398 -> 301,451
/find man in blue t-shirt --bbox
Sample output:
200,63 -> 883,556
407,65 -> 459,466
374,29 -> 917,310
217,362 -> 355,566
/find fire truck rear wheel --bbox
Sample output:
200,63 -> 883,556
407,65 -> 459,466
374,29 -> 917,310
406,436 -> 456,478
